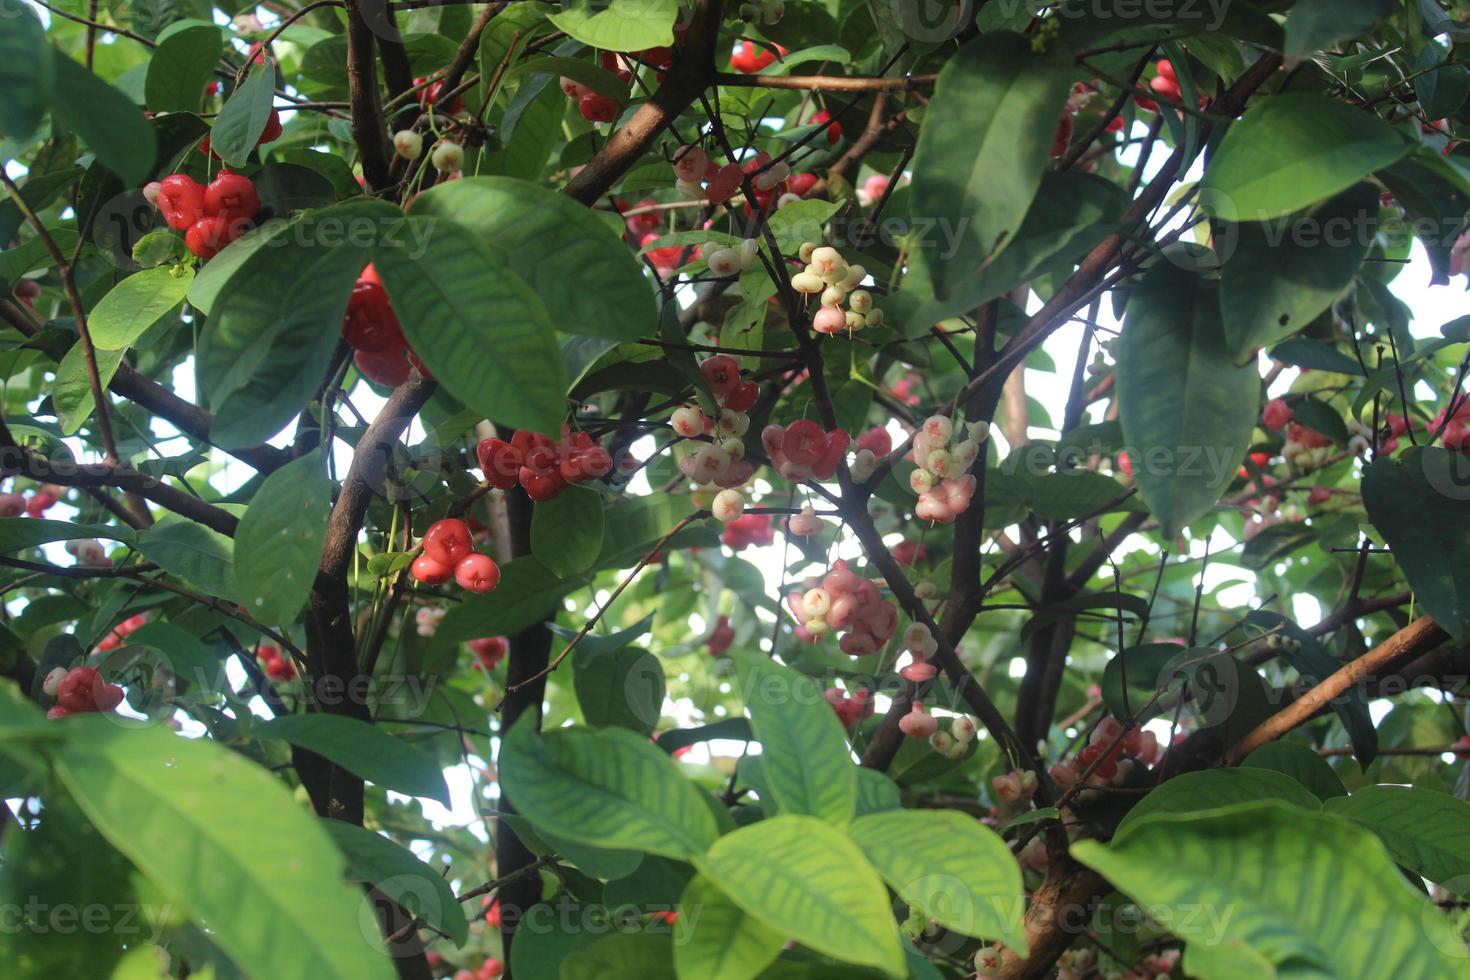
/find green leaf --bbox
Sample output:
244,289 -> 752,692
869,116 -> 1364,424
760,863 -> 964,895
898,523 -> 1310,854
210,61 -> 276,167
253,714 -> 451,805
1415,46 -> 1470,120
372,216 -> 566,436
1361,446 -> 1470,640
562,932 -> 675,979
1116,262 -> 1257,536
134,516 -> 235,599
732,653 -> 856,824
53,343 -> 125,435
409,178 -> 658,342
574,645 -> 665,734
50,51 -> 156,186
89,265 -> 194,350
853,768 -> 902,817
322,820 -> 469,945
0,8 -> 53,139
436,555 -> 576,643
1323,785 -> 1470,885
847,810 -> 1026,950
532,486 -> 605,578
232,450 -> 333,625
145,24 -> 224,113
1072,802 -> 1465,979
499,717 -> 719,860
654,717 -> 753,755
1240,741 -> 1348,800
51,719 -> 397,980
1282,0 -> 1394,56
0,518 -> 132,553
197,202 -> 385,449
1115,769 -> 1319,840
693,814 -> 906,977
1219,183 -> 1377,359
675,874 -> 786,980
907,32 -> 1074,299
1200,95 -> 1409,222
764,200 -> 842,253
548,0 -> 678,52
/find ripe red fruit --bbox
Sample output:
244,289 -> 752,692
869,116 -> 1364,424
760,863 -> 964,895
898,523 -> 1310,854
730,41 -> 780,73
520,467 -> 567,501
455,553 -> 501,593
1262,398 -> 1292,430
157,174 -> 206,231
354,347 -> 411,387
1288,422 -> 1334,449
786,171 -> 819,197
204,171 -> 260,222
416,76 -> 464,114
56,666 -> 107,713
422,518 -> 474,566
1051,113 -> 1074,157
483,898 -> 503,927
26,491 -> 58,516
185,216 -> 240,259
699,354 -> 741,397
724,380 -> 759,412
477,437 -> 523,489
469,636 -> 508,670
343,275 -> 404,353
579,92 -> 618,123
812,109 -> 841,144
410,553 -> 454,585
1103,115 -> 1125,133
1307,484 -> 1331,505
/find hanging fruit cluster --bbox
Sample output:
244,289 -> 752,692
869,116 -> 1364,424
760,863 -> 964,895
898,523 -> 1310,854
340,264 -> 430,387
409,518 -> 502,593
476,427 -> 614,502
150,170 -> 261,259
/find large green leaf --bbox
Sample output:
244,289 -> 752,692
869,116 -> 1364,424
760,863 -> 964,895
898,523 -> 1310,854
547,0 -> 678,52
254,714 -> 450,804
693,815 -> 905,977
1414,45 -> 1470,120
1219,183 -> 1377,360
1116,261 -> 1257,536
53,344 -> 125,435
372,216 -> 566,436
847,810 -> 1026,950
732,653 -> 856,825
562,932 -> 675,979
1282,0 -> 1395,56
574,645 -> 665,734
532,485 -> 605,577
1200,94 -> 1408,222
89,265 -> 194,350
1241,741 -> 1348,800
0,7 -> 53,138
1361,446 -> 1470,640
145,24 -> 224,114
232,450 -> 333,626
409,178 -> 658,342
1114,769 -> 1319,840
1324,785 -> 1470,885
907,32 -> 1073,300
674,874 -> 786,980
197,202 -> 384,449
49,51 -> 156,186
134,516 -> 235,599
210,60 -> 276,167
1073,803 -> 1465,978
322,820 -> 469,945
50,719 -> 397,980
499,717 -> 719,860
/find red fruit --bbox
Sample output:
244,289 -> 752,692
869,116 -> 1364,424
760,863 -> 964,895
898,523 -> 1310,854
700,354 -> 741,397
185,216 -> 240,259
856,426 -> 892,457
483,898 -> 503,927
1155,58 -> 1176,80
469,636 -> 508,670
416,76 -> 464,114
1135,94 -> 1158,112
354,346 -> 412,387
26,491 -> 58,516
410,553 -> 455,585
812,109 -> 841,144
455,553 -> 501,593
1051,113 -> 1074,157
781,419 -> 827,466
1288,422 -> 1334,449
1262,398 -> 1292,430
1118,451 -> 1133,478
266,657 -> 296,681
730,41 -> 779,73
1149,74 -> 1181,102
56,667 -> 106,713
94,683 -> 125,711
624,197 -> 660,237
157,174 -> 206,231
477,437 -> 524,489
479,958 -> 503,979
422,518 -> 474,566
562,446 -> 612,483
705,163 -> 743,204
343,279 -> 404,353
724,380 -> 759,412
787,172 -> 819,197
520,467 -> 567,501
119,614 -> 147,635
579,92 -> 618,123
204,171 -> 260,222
47,706 -> 72,720
259,108 -> 283,144
1445,419 -> 1470,451
1307,484 -> 1331,505
1103,115 -> 1125,133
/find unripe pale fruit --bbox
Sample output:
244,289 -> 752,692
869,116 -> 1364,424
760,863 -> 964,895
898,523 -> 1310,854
922,415 -> 953,443
393,130 -> 423,159
43,667 -> 67,696
850,448 -> 876,480
711,488 -> 745,521
455,553 -> 501,593
798,241 -> 819,262
951,714 -> 977,742
672,144 -> 709,183
707,248 -> 741,277
848,289 -> 872,313
671,405 -> 706,438
810,245 -> 841,275
910,469 -> 935,494
914,581 -> 937,599
899,702 -> 937,738
738,238 -> 760,268
791,271 -> 825,293
925,448 -> 951,474
142,181 -> 162,206
801,587 -> 832,618
717,409 -> 749,436
930,731 -> 955,754
820,284 -> 847,307
840,264 -> 866,289
431,140 -> 464,172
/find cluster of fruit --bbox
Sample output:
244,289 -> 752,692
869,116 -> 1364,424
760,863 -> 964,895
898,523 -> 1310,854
991,767 -> 1040,803
790,242 -> 884,335
821,686 -> 873,727
341,264 -> 430,387
667,356 -> 761,500
391,128 -> 465,177
148,170 -> 261,259
927,713 -> 978,758
560,48 -> 671,123
760,419 -> 850,481
701,237 -> 762,278
95,613 -> 148,653
1138,58 -> 1182,110
785,559 -> 900,655
408,518 -> 501,593
728,40 -> 785,73
720,511 -> 774,550
43,665 -> 124,719
908,415 -> 982,524
1048,716 -> 1162,796
0,482 -> 64,518
468,636 -> 508,671
897,622 -> 939,682
449,957 -> 502,980
844,426 -> 892,483
476,427 -> 614,502
64,538 -> 110,567
256,643 -> 296,682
